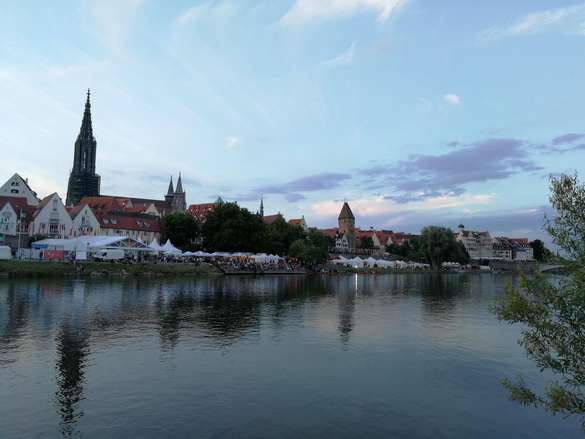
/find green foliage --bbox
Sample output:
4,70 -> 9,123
160,212 -> 200,251
530,239 -> 552,263
264,215 -> 305,255
289,229 -> 329,270
202,202 -> 266,253
494,174 -> 585,430
420,226 -> 469,269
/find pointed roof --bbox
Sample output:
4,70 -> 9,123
175,173 -> 184,194
78,89 -> 94,142
167,176 -> 174,195
338,202 -> 354,220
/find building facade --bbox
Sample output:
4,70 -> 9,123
0,173 -> 39,206
66,90 -> 101,206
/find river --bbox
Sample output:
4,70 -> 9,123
0,274 -> 581,438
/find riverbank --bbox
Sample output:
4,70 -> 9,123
0,260 -> 221,278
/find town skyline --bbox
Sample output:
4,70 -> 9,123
2,1 -> 584,241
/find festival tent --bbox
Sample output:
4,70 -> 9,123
350,257 -> 364,268
161,240 -> 182,255
365,257 -> 378,266
376,259 -> 391,268
149,239 -> 162,252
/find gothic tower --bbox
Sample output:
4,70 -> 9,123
338,201 -> 356,249
66,90 -> 101,206
258,196 -> 264,217
165,176 -> 174,205
172,173 -> 186,211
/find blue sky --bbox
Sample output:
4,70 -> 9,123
1,0 -> 584,239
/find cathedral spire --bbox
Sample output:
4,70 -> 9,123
167,176 -> 174,195
78,89 -> 94,142
175,173 -> 184,194
258,196 -> 264,217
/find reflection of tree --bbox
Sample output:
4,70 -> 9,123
0,284 -> 29,364
419,274 -> 460,320
55,321 -> 89,439
155,292 -> 197,350
196,292 -> 261,344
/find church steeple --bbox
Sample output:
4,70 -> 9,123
167,176 -> 174,195
258,196 -> 264,217
175,173 -> 184,194
66,90 -> 101,206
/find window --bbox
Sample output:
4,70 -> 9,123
10,189 -> 18,194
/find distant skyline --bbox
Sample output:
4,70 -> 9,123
1,0 -> 584,240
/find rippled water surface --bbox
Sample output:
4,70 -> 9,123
0,274 -> 581,438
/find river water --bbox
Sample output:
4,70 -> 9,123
0,274 -> 581,438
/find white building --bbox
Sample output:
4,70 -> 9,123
0,173 -> 39,206
455,224 -> 493,260
69,204 -> 101,237
29,193 -> 73,238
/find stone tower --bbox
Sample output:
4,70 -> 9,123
165,176 -> 175,205
172,173 -> 186,211
338,201 -> 355,250
66,90 -> 101,206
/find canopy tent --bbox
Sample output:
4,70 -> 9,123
161,240 -> 182,255
350,257 -> 364,268
32,236 -> 153,253
149,239 -> 162,252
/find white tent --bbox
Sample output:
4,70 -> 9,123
161,239 -> 182,255
365,257 -> 378,266
149,239 -> 162,252
32,236 -> 152,253
376,259 -> 391,268
350,257 -> 364,268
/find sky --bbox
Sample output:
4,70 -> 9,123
1,0 -> 584,241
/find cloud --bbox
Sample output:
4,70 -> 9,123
280,0 -> 407,26
443,94 -> 461,105
358,138 -> 543,203
321,43 -> 356,68
225,136 -> 241,149
552,132 -> 585,145
89,0 -> 145,55
480,3 -> 585,42
174,1 -> 235,27
257,172 -> 351,194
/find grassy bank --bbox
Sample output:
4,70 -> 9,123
0,260 -> 221,278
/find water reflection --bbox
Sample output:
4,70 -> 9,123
55,321 -> 89,438
0,274 -> 580,439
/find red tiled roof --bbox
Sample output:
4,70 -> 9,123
288,218 -> 304,226
96,211 -> 161,232
318,228 -> 339,238
262,214 -> 282,224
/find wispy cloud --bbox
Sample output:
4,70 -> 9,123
224,136 -> 241,149
443,93 -> 461,105
280,0 -> 407,26
321,43 -> 356,68
89,0 -> 145,55
174,1 -> 236,27
480,3 -> 585,42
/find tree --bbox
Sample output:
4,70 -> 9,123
494,174 -> 585,430
530,239 -> 552,263
264,215 -> 305,255
419,226 -> 466,270
289,229 -> 329,270
202,202 -> 266,252
160,212 -> 200,251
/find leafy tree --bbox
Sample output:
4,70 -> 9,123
529,239 -> 552,263
289,229 -> 329,270
160,212 -> 200,251
264,215 -> 305,255
494,174 -> 585,430
202,202 -> 266,252
359,236 -> 375,249
419,226 -> 466,270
